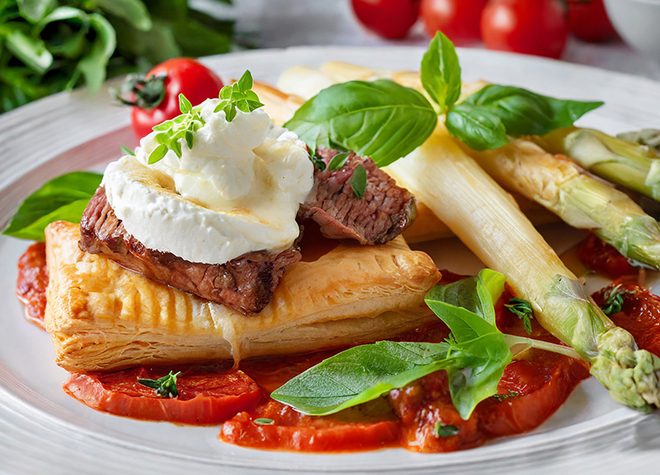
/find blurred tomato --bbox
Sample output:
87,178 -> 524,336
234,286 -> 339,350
481,0 -> 568,59
421,0 -> 488,44
567,0 -> 617,43
351,0 -> 421,39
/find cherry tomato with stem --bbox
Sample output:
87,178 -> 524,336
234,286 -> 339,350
116,58 -> 224,141
481,0 -> 569,59
351,0 -> 421,39
420,0 -> 488,45
567,0 -> 617,43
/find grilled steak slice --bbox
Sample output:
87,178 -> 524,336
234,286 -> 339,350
298,149 -> 417,245
79,187 -> 301,315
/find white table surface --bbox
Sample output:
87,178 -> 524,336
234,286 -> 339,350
213,0 -> 660,81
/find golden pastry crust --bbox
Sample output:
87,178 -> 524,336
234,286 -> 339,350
45,221 -> 441,371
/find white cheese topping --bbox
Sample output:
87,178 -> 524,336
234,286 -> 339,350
102,100 -> 314,265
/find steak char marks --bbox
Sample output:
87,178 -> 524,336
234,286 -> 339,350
299,149 -> 416,245
79,187 -> 301,315
79,151 -> 416,315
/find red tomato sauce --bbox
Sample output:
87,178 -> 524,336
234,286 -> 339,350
577,233 -> 637,279
15,242 -> 49,330
17,245 -> 591,453
592,278 -> 660,357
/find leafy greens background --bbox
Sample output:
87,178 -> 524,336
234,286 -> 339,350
0,0 -> 238,113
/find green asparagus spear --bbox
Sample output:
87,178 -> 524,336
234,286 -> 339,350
454,137 -> 660,271
537,127 -> 660,201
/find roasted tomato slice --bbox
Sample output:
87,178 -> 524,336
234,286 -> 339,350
64,366 -> 262,425
220,400 -> 401,452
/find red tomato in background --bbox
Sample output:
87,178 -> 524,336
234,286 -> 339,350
567,0 -> 617,43
481,0 -> 568,59
351,0 -> 421,39
120,58 -> 224,141
420,0 -> 488,44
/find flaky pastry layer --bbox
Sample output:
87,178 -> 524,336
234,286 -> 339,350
45,221 -> 441,371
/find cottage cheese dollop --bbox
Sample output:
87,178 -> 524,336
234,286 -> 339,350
102,100 -> 314,264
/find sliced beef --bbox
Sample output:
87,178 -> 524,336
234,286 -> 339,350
298,149 -> 416,245
79,187 -> 301,315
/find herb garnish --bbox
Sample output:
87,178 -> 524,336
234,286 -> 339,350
254,418 -> 275,425
146,70 -> 264,165
505,298 -> 534,334
137,371 -> 181,398
492,391 -> 519,401
600,284 -> 634,316
351,164 -> 368,199
434,422 -> 460,438
213,70 -> 264,120
327,151 -> 351,171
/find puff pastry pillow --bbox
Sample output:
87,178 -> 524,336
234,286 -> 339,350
44,221 -> 441,372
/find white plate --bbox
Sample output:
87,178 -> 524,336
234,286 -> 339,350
2,47 -> 660,475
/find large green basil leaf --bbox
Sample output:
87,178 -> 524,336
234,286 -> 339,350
421,31 -> 461,111
271,341 -> 454,416
18,0 -> 56,23
446,103 -> 508,151
2,171 -> 102,241
463,85 -> 604,137
284,79 -> 438,167
75,13 -> 115,94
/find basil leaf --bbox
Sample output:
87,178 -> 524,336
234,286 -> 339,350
425,269 -> 511,419
271,341 -> 455,416
446,103 -> 508,151
463,85 -> 604,137
351,164 -> 367,199
285,79 -> 437,167
2,171 -> 102,241
421,31 -> 461,111
327,151 -> 350,171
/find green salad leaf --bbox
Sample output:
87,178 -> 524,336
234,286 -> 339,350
284,79 -> 438,167
2,171 -> 102,241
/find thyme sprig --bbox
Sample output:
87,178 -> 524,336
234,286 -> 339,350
146,70 -> 264,165
138,371 -> 181,399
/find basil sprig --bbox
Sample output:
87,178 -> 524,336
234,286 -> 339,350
421,32 -> 604,151
272,270 -> 512,420
2,171 -> 102,241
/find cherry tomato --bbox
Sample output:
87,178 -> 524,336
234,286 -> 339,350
420,0 -> 488,45
567,0 -> 617,43
351,0 -> 421,39
118,58 -> 224,141
64,366 -> 262,424
481,0 -> 569,59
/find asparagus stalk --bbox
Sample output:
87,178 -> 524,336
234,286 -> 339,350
453,136 -> 660,270
537,127 -> 660,201
385,126 -> 660,412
